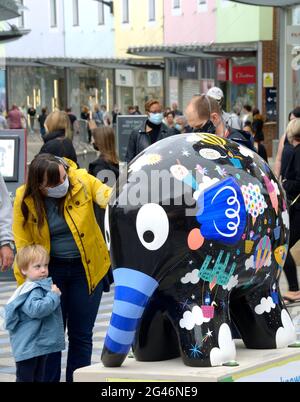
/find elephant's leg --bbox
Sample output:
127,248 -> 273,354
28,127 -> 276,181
230,283 -> 297,349
101,268 -> 159,367
133,295 -> 180,361
166,284 -> 236,367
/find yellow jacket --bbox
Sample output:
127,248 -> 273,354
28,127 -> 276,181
13,162 -> 112,294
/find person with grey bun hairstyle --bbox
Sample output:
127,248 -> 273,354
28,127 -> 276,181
207,86 -> 242,130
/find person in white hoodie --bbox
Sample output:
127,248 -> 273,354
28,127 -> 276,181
4,245 -> 65,382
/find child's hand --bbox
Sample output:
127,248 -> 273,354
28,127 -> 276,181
51,284 -> 61,296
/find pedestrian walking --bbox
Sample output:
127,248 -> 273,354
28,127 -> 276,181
282,118 -> 300,303
38,107 -> 48,139
0,109 -> 8,129
126,99 -> 170,162
89,127 -> 119,234
4,245 -> 65,382
207,86 -> 242,130
7,105 -> 23,130
40,110 -> 77,164
12,153 -> 112,382
0,173 -> 14,272
27,106 -> 36,134
274,107 -> 300,180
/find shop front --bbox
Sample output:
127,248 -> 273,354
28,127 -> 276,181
216,57 -> 257,115
5,59 -> 115,119
115,68 -> 163,114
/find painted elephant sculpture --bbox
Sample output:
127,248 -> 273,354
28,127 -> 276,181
101,132 -> 296,368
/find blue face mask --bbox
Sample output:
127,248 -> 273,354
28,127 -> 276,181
149,113 -> 164,125
175,124 -> 182,132
47,176 -> 69,198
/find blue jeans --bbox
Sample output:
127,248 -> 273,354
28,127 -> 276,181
45,257 -> 103,382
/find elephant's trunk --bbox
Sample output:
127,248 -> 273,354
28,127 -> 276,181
101,268 -> 159,367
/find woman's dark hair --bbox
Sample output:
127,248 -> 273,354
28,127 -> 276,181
21,154 -> 69,231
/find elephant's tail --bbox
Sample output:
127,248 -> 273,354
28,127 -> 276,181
101,268 -> 159,367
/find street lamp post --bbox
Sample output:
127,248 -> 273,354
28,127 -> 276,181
93,0 -> 114,15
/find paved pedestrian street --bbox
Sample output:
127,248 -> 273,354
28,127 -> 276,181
0,270 -> 300,382
0,282 -> 114,382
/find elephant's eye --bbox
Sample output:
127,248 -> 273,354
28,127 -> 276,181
136,204 -> 169,251
104,206 -> 111,250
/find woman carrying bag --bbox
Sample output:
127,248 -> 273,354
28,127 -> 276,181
282,118 -> 300,303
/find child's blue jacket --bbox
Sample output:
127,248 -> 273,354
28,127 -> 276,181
4,277 -> 65,362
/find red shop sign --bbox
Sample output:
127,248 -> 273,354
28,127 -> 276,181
232,66 -> 256,84
216,58 -> 229,82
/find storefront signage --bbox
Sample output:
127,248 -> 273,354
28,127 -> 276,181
115,69 -> 134,87
265,87 -> 277,122
263,72 -> 274,88
216,59 -> 229,82
178,59 -> 198,80
116,115 -> 147,162
287,26 -> 300,45
232,66 -> 256,85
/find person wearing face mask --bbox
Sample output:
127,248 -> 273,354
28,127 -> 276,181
12,153 -> 112,383
185,95 -> 256,151
125,99 -> 171,162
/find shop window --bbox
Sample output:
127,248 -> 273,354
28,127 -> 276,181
292,6 -> 300,25
98,1 -> 105,25
73,0 -> 79,26
198,0 -> 207,12
122,0 -> 129,23
50,0 -> 57,28
172,0 -> 181,16
220,0 -> 230,7
149,0 -> 156,22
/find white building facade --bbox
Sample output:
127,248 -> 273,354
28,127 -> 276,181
3,0 -> 116,116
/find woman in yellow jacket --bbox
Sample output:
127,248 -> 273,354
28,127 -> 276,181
13,154 -> 112,382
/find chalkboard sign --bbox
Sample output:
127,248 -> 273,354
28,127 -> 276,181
116,115 -> 147,161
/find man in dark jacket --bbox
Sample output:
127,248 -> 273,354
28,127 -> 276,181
185,95 -> 255,152
125,99 -> 170,162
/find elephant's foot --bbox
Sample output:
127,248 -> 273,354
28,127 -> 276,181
175,315 -> 236,367
230,283 -> 296,349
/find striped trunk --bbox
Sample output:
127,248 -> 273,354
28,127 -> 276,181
101,268 -> 159,367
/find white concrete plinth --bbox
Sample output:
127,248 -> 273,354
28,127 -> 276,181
74,341 -> 300,382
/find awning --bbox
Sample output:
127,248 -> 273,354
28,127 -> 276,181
0,27 -> 29,43
0,0 -> 20,21
4,57 -> 164,70
127,43 -> 258,58
230,1 -> 299,6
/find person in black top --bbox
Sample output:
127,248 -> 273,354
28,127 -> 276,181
274,107 -> 300,180
126,99 -> 170,162
89,127 -> 118,293
282,118 -> 300,303
243,121 -> 268,162
27,106 -> 36,133
38,107 -> 48,138
39,111 -> 77,165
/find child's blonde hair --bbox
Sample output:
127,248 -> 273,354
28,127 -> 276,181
16,245 -> 49,273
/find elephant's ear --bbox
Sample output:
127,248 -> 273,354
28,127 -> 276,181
101,268 -> 159,367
